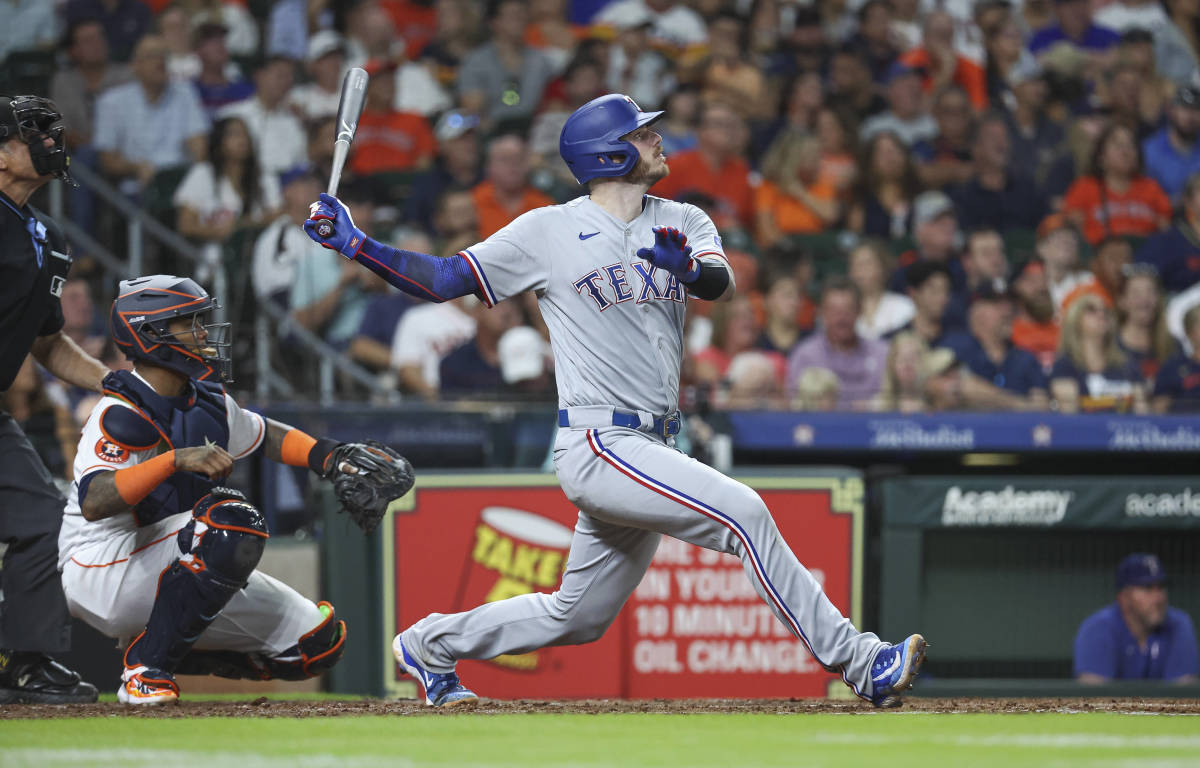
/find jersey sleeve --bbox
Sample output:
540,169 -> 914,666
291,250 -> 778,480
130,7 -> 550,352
682,204 -> 728,265
73,399 -> 154,508
456,210 -> 552,307
1164,610 -> 1200,680
224,393 -> 266,460
1073,612 -> 1118,679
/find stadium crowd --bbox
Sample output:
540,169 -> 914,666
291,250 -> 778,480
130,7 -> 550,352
8,0 -> 1200,430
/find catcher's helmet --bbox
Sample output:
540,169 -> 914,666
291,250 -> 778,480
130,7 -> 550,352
559,93 -> 664,185
110,275 -> 233,383
0,95 -> 71,182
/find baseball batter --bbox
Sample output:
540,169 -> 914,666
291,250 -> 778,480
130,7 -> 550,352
59,275 -> 414,704
304,94 -> 926,707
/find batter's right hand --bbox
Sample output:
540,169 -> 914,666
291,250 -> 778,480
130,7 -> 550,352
303,192 -> 367,260
175,443 -> 235,481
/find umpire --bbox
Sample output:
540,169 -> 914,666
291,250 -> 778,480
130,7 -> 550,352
0,95 -> 106,703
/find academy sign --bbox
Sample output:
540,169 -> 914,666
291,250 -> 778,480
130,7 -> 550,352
941,485 -> 1074,526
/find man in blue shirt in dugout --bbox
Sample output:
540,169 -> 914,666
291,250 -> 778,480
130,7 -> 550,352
1074,554 -> 1199,683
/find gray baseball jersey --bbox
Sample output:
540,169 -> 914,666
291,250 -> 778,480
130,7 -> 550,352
401,194 -> 888,702
458,194 -> 724,415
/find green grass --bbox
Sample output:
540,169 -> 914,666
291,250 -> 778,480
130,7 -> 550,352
2,713 -> 1198,768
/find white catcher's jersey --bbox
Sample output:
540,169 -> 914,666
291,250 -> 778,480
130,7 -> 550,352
458,195 -> 727,415
57,371 -> 266,570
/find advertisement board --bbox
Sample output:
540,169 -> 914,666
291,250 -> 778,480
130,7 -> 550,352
382,472 -> 862,699
881,476 -> 1200,529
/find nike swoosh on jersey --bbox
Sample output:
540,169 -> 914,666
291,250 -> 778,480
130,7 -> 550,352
578,232 -> 600,240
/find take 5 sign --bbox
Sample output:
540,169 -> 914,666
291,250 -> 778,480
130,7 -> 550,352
382,472 -> 863,699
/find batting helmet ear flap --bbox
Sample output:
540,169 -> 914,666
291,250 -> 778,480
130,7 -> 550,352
559,94 -> 664,185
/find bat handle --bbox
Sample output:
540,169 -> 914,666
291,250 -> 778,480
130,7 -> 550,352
327,138 -> 350,197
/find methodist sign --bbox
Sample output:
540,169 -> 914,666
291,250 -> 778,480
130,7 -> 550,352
381,471 -> 864,699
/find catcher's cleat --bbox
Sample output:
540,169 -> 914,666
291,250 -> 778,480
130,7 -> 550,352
117,665 -> 179,706
393,635 -> 478,708
0,651 -> 99,704
869,634 -> 927,708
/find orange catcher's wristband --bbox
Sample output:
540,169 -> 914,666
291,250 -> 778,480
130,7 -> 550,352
280,429 -> 318,468
113,450 -> 177,506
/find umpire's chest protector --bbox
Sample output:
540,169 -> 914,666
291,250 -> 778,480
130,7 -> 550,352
103,370 -> 230,525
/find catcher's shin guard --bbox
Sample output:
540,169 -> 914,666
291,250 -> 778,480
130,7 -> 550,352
174,601 -> 347,681
126,490 -> 268,672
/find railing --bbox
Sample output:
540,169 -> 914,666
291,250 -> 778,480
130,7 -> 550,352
54,163 -> 392,404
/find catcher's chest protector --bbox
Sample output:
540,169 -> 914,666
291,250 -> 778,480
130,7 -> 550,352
102,370 -> 230,526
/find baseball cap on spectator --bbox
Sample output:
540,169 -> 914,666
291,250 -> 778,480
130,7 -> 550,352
971,277 -> 1013,303
912,190 -> 955,230
610,6 -> 654,30
434,110 -> 480,142
1115,553 -> 1167,590
1036,212 -> 1077,241
1120,28 -> 1154,46
921,347 -> 958,379
307,30 -> 345,63
498,326 -> 550,385
1041,41 -> 1089,77
884,61 -> 921,84
1007,57 -> 1043,88
1175,83 -> 1200,109
905,259 -> 952,289
192,20 -> 228,45
1009,256 -> 1045,284
280,164 -> 319,188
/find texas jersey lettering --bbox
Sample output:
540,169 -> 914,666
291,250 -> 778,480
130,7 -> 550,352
458,195 -> 724,416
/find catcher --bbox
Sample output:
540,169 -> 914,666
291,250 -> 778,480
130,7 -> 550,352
57,275 -> 414,705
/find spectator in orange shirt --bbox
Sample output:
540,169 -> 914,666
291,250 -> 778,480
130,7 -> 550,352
1010,257 -> 1061,371
652,101 -> 756,232
1062,123 -> 1172,246
471,134 -> 554,238
701,10 -> 771,121
815,106 -> 857,197
525,0 -> 584,73
349,60 -> 436,176
755,132 -> 840,248
900,10 -> 988,110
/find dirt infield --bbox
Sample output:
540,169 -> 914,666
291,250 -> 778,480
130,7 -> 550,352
3,697 -> 1200,718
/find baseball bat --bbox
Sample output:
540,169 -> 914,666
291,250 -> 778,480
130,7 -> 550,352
316,67 -> 369,238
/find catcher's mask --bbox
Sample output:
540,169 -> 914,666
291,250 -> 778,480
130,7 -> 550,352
0,95 -> 72,183
111,275 -> 233,383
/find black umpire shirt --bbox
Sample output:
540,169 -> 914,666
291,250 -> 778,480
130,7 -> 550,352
0,189 -> 70,391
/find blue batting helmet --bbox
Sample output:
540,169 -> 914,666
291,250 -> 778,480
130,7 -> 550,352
559,94 -> 664,185
110,275 -> 233,383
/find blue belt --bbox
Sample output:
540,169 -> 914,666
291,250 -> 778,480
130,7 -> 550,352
558,408 -> 681,439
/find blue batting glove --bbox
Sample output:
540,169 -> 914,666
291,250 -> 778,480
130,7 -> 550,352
636,226 -> 699,283
303,192 -> 367,259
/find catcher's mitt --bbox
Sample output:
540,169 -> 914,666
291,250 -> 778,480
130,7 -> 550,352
323,440 -> 415,533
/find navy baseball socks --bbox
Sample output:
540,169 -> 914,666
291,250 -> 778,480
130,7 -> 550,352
869,634 -> 927,708
393,635 -> 479,708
